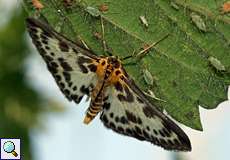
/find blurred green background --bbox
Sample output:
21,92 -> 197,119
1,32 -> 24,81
0,4 -> 40,160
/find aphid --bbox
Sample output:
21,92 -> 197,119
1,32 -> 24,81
26,17 -> 191,151
139,15 -> 149,28
208,56 -> 226,71
85,6 -> 101,17
143,68 -> 153,86
190,12 -> 207,32
32,0 -> 44,10
220,1 -> 230,14
99,4 -> 109,12
170,1 -> 179,10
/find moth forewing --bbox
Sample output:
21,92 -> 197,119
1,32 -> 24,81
26,18 -> 99,105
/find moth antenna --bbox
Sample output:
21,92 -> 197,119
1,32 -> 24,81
121,34 -> 170,61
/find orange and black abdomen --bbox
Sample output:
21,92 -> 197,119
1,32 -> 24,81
83,84 -> 105,124
83,58 -> 114,124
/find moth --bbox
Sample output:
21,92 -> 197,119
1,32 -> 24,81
26,17 -> 191,151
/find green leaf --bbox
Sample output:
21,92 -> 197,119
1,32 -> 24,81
23,0 -> 230,130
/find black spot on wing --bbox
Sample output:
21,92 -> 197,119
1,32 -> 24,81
44,55 -> 53,62
77,56 -> 92,73
117,85 -> 134,102
134,126 -> 142,135
59,82 -> 65,88
114,81 -> 123,92
68,82 -> 73,87
79,63 -> 88,73
109,122 -> 116,129
115,116 -> 119,122
57,57 -> 73,71
41,39 -> 48,45
72,86 -> 77,91
101,114 -> 108,124
125,110 -> 139,124
120,116 -> 129,124
87,64 -> 97,72
78,56 -> 92,63
63,71 -> 71,82
59,40 -> 69,52
142,105 -> 156,118
47,62 -> 58,74
143,130 -> 150,139
61,61 -> 73,71
42,30 -> 53,38
153,129 -> 158,135
117,126 -> 124,133
80,85 -> 90,95
54,75 -> 61,81
162,128 -> 171,137
159,130 -> 166,137
136,96 -> 144,103
103,102 -> 111,110
45,46 -> 50,50
109,113 -> 114,118
70,94 -> 83,103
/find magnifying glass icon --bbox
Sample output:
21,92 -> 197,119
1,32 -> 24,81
3,141 -> 18,157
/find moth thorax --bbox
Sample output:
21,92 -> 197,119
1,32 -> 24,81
108,56 -> 121,69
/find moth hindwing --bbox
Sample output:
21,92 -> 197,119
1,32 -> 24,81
26,18 -> 191,151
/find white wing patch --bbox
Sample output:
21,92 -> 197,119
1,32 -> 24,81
100,77 -> 191,151
27,18 -> 99,103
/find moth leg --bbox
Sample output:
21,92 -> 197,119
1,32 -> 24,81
122,34 -> 170,64
101,16 -> 107,52
99,16 -> 114,56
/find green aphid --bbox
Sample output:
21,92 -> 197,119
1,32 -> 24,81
208,57 -> 226,71
143,69 -> 153,86
170,1 -> 179,10
190,12 -> 207,32
85,6 -> 101,17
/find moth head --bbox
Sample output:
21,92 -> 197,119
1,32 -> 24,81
108,56 -> 121,69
